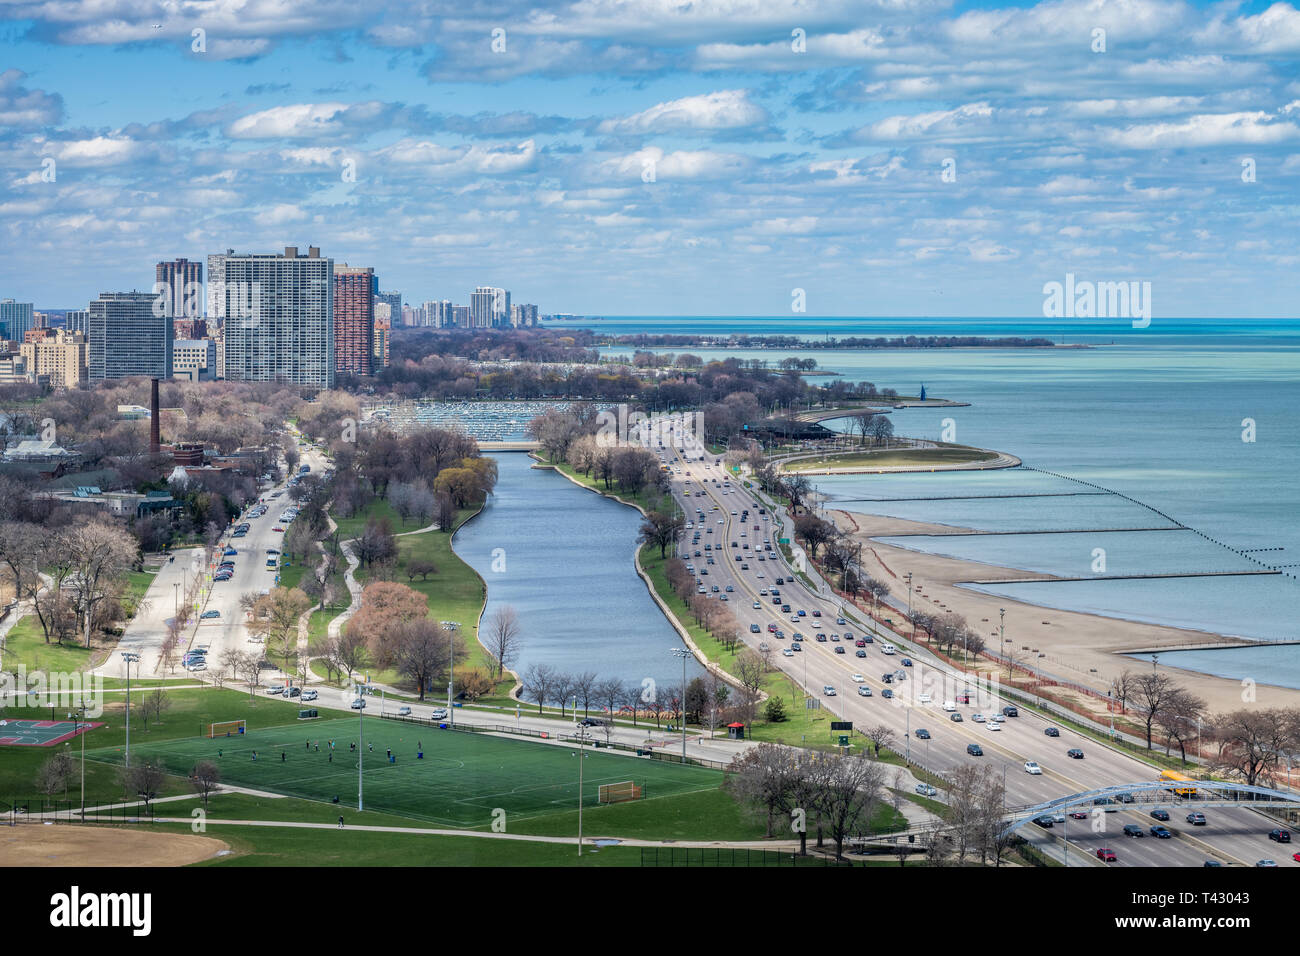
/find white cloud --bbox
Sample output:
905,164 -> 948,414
597,90 -> 768,136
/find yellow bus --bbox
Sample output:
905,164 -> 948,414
1160,769 -> 1198,797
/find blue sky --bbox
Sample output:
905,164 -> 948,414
3,0 -> 1300,317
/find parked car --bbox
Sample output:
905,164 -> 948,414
350,699 -> 366,710
200,610 -> 220,619
301,690 -> 318,701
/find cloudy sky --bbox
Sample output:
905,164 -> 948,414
3,0 -> 1300,317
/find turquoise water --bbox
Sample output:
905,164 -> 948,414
576,316 -> 1300,681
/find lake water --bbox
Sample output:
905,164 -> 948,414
578,316 -> 1300,683
454,452 -> 703,689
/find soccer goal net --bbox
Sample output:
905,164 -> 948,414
597,781 -> 642,804
207,720 -> 246,738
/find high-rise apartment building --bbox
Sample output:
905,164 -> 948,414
21,330 -> 88,389
155,258 -> 203,319
209,246 -> 334,390
333,264 -> 374,377
172,338 -> 216,381
373,317 -> 390,368
0,299 -> 34,343
87,292 -> 173,381
471,287 -> 509,328
65,309 -> 89,335
375,291 -> 402,327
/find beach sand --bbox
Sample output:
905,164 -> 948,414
831,509 -> 1300,717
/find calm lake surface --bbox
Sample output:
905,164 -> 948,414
454,452 -> 703,688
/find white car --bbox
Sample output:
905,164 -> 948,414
301,689 -> 318,701
823,686 -> 836,697
430,707 -> 449,720
397,706 -> 412,716
1024,761 -> 1043,775
851,674 -> 865,683
915,783 -> 938,797
782,648 -> 794,657
917,693 -> 932,704
971,713 -> 986,723
987,721 -> 1002,731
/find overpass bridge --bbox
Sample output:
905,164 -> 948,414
476,441 -> 540,451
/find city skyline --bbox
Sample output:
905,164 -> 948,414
4,2 -> 1300,317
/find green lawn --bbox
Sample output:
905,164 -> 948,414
85,716 -> 722,828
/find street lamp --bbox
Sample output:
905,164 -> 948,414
574,730 -> 589,857
120,652 -> 139,767
172,581 -> 179,621
904,573 -> 913,639
670,648 -> 690,760
447,627 -> 456,727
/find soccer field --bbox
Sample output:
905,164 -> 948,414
86,717 -> 722,828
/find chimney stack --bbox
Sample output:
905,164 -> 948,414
150,378 -> 161,454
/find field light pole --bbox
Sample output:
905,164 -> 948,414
904,573 -> 913,639
76,699 -> 86,821
671,648 -> 689,760
121,652 -> 139,767
358,679 -> 365,812
447,627 -> 455,728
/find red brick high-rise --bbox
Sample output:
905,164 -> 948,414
333,265 -> 374,377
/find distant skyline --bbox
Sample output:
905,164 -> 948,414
4,0 -> 1300,317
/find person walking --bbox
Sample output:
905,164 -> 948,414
281,752 -> 286,762
338,815 -> 344,829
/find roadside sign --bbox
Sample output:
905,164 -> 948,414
830,721 -> 853,731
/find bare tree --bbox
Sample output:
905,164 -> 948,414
191,761 -> 221,805
863,723 -> 897,758
123,759 -> 166,811
484,605 -> 523,680
36,752 -> 75,797
572,670 -> 598,718
817,752 -> 887,861
391,618 -> 450,701
521,663 -> 555,715
1131,671 -> 1178,750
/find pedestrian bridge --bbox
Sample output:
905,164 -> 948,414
1002,781 -> 1300,836
476,441 -> 540,451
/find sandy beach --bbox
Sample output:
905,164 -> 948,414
831,509 -> 1300,717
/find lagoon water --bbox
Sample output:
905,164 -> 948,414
575,315 -> 1300,681
454,452 -> 702,689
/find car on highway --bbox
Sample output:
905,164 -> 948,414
881,689 -> 893,699
900,658 -> 913,667
836,617 -> 846,625
834,646 -> 846,654
1150,809 -> 1170,821
1067,748 -> 1085,759
916,784 -> 937,797
966,743 -> 983,756
986,721 -> 1002,731
1096,848 -> 1117,862
1069,810 -> 1089,820
200,610 -> 220,619
1123,824 -> 1145,837
1033,816 -> 1053,828
397,706 -> 412,716
1268,828 -> 1291,843
855,649 -> 867,658
971,713 -> 985,723
350,699 -> 367,709
823,685 -> 836,696
917,693 -> 931,704
856,686 -> 872,697
430,708 -> 449,720
1150,825 -> 1173,838
1044,727 -> 1060,737
750,623 -> 761,633
752,603 -> 761,610
949,713 -> 963,722
1257,860 -> 1278,867
1002,705 -> 1019,717
1024,761 -> 1042,774
915,729 -> 930,739
1186,812 -> 1206,826
851,674 -> 864,683
301,690 -> 318,701
782,648 -> 794,657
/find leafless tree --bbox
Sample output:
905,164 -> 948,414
521,663 -> 556,715
1131,671 -> 1178,750
191,761 -> 221,805
863,723 -> 897,758
484,605 -> 523,680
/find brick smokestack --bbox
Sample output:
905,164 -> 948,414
150,377 -> 161,454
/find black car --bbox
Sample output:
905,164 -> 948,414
1150,809 -> 1170,821
855,649 -> 867,658
1268,828 -> 1291,843
1044,727 -> 1060,737
900,658 -> 913,667
1067,748 -> 1084,759
834,646 -> 845,654
915,729 -> 931,740
1150,826 -> 1173,839
966,743 -> 983,756
1002,706 -> 1018,717
1123,824 -> 1145,837
881,689 -> 893,699
1033,816 -> 1054,829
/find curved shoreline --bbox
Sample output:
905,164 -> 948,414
529,454 -> 749,695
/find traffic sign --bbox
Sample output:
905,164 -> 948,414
830,721 -> 853,731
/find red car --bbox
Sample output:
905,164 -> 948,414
272,526 -> 285,532
1293,852 -> 1300,863
1096,848 -> 1117,862
1069,811 -> 1089,820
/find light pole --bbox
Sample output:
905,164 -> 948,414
575,731 -> 588,857
358,676 -> 365,812
172,581 -> 179,621
671,648 -> 689,760
447,626 -> 455,727
905,707 -> 911,764
75,699 -> 86,820
904,573 -> 913,639
120,652 -> 139,767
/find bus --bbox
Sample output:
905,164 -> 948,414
1160,769 -> 1198,798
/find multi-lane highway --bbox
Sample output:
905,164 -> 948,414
638,413 -> 1298,867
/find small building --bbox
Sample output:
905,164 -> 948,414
726,721 -> 746,741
